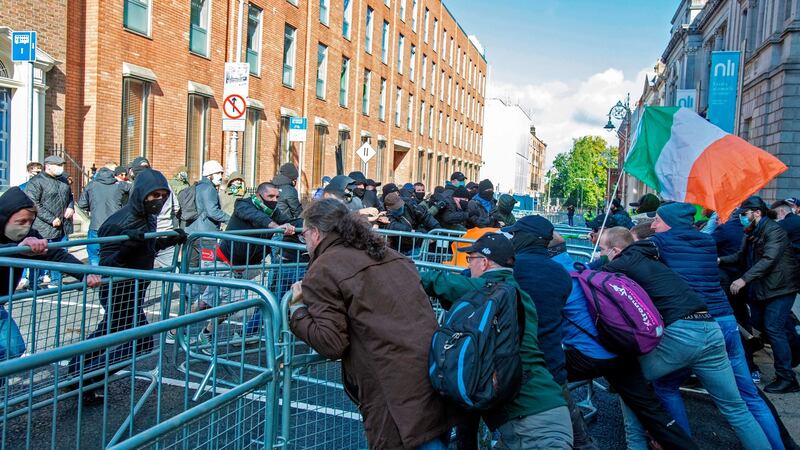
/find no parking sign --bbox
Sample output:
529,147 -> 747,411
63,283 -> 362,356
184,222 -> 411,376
223,63 -> 249,131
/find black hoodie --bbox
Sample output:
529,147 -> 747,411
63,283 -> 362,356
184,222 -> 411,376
0,187 -> 84,296
78,167 -> 129,231
98,169 -> 173,270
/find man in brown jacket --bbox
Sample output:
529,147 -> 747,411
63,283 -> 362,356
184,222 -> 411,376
289,199 -> 452,449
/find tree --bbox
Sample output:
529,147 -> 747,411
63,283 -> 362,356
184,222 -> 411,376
550,136 -> 617,210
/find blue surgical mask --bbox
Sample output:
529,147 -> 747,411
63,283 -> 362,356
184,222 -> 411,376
739,215 -> 751,227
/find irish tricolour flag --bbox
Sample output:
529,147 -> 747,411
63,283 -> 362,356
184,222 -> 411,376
625,106 -> 787,220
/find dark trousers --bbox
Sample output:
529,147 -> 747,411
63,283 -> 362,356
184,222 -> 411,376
564,349 -> 698,450
749,293 -> 800,382
69,280 -> 154,376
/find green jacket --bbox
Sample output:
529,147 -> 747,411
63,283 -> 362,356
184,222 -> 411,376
419,268 -> 566,421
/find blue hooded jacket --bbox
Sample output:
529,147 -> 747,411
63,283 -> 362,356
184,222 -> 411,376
650,227 -> 733,318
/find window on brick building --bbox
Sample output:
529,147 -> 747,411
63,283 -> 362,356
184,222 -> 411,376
421,54 -> 427,89
432,19 -> 438,52
423,8 -> 429,43
411,0 -> 418,31
320,0 -> 330,25
375,139 -> 386,182
409,45 -> 416,81
316,43 -> 328,99
247,6 -> 263,76
416,149 -> 424,181
365,7 -> 374,54
400,0 -> 406,22
407,94 -> 414,130
420,100 -> 425,135
120,77 -> 151,165
240,108 -> 262,185
362,69 -> 371,115
379,78 -> 387,121
343,0 -> 353,40
279,117 -> 298,166
312,124 -> 327,185
337,130 -> 351,172
438,111 -> 443,142
124,0 -> 151,36
397,34 -> 405,75
442,30 -> 447,59
339,57 -> 350,108
395,87 -> 402,127
381,21 -> 390,64
186,93 -> 210,181
190,0 -> 211,56
428,106 -> 434,139
283,25 -> 297,86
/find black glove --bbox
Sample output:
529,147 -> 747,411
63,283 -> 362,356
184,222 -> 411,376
124,230 -> 146,242
172,228 -> 188,244
458,199 -> 469,210
435,200 -> 447,210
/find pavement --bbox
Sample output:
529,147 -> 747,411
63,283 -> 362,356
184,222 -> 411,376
1,243 -> 798,449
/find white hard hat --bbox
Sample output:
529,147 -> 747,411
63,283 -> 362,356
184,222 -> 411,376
202,160 -> 224,176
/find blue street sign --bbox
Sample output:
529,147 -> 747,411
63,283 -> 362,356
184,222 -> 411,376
289,117 -> 308,130
11,31 -> 37,62
708,51 -> 740,133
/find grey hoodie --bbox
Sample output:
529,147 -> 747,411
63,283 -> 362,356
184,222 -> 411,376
78,167 -> 130,231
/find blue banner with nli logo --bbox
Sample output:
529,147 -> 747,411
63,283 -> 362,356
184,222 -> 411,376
708,51 -> 741,133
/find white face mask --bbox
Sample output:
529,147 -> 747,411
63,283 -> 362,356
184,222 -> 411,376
48,165 -> 64,177
211,173 -> 223,186
5,223 -> 31,242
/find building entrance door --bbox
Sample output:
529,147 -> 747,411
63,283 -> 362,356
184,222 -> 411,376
0,88 -> 10,188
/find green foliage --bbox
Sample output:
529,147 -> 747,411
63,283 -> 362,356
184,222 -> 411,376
549,136 -> 617,209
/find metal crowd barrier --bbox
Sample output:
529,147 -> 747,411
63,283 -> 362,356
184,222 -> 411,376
0,257 -> 278,450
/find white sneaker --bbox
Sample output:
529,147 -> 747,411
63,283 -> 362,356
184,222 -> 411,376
16,278 -> 29,290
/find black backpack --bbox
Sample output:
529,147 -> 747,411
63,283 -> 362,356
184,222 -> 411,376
428,281 -> 525,411
176,183 -> 200,227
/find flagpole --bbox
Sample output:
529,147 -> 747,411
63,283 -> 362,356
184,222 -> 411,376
591,168 -> 625,257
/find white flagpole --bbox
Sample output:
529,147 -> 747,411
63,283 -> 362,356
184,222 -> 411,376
591,168 -> 625,257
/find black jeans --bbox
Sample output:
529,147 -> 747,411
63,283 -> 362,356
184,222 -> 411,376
564,349 -> 698,450
750,293 -> 800,382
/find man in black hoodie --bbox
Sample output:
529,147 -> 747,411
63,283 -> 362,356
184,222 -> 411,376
78,167 -> 130,265
0,188 -> 101,362
348,171 -> 381,208
71,169 -> 186,379
273,163 -> 303,221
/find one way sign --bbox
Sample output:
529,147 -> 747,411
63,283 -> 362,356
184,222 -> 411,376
356,142 -> 376,163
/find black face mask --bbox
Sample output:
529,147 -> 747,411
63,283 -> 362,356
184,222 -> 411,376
480,190 -> 494,201
414,192 -> 425,201
144,198 -> 167,216
353,188 -> 365,198
264,200 -> 278,211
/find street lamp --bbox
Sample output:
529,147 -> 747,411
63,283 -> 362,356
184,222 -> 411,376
602,94 -> 632,203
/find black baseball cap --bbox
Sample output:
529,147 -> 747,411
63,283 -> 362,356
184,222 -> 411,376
450,171 -> 466,182
461,233 -> 515,268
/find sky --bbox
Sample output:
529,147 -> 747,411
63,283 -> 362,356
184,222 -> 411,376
445,0 -> 679,167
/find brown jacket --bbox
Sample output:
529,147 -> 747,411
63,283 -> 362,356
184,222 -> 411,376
289,232 -> 451,449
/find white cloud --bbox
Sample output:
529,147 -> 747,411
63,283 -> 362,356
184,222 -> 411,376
486,67 -> 650,167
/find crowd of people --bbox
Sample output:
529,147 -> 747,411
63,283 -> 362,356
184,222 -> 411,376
1,155 -> 799,449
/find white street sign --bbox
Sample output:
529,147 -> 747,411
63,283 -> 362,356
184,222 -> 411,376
288,117 -> 308,142
223,62 -> 249,131
356,142 -> 376,163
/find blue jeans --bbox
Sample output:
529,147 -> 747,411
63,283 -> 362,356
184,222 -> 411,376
40,235 -> 69,283
87,229 -> 100,266
750,293 -> 800,382
652,315 -> 784,449
639,319 -> 770,450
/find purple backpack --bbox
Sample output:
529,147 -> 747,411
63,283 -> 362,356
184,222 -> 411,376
569,269 -> 664,355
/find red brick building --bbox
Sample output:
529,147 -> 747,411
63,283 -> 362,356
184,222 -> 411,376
56,0 -> 486,195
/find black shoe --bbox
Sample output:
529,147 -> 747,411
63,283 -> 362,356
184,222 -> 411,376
764,378 -> 800,394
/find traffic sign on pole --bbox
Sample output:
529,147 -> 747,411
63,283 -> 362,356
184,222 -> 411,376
288,117 -> 308,142
223,62 -> 249,131
356,142 -> 376,163
11,31 -> 36,62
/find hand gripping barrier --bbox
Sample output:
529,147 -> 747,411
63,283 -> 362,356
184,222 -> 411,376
0,257 -> 279,450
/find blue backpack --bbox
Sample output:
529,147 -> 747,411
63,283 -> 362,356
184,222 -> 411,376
428,281 -> 525,411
